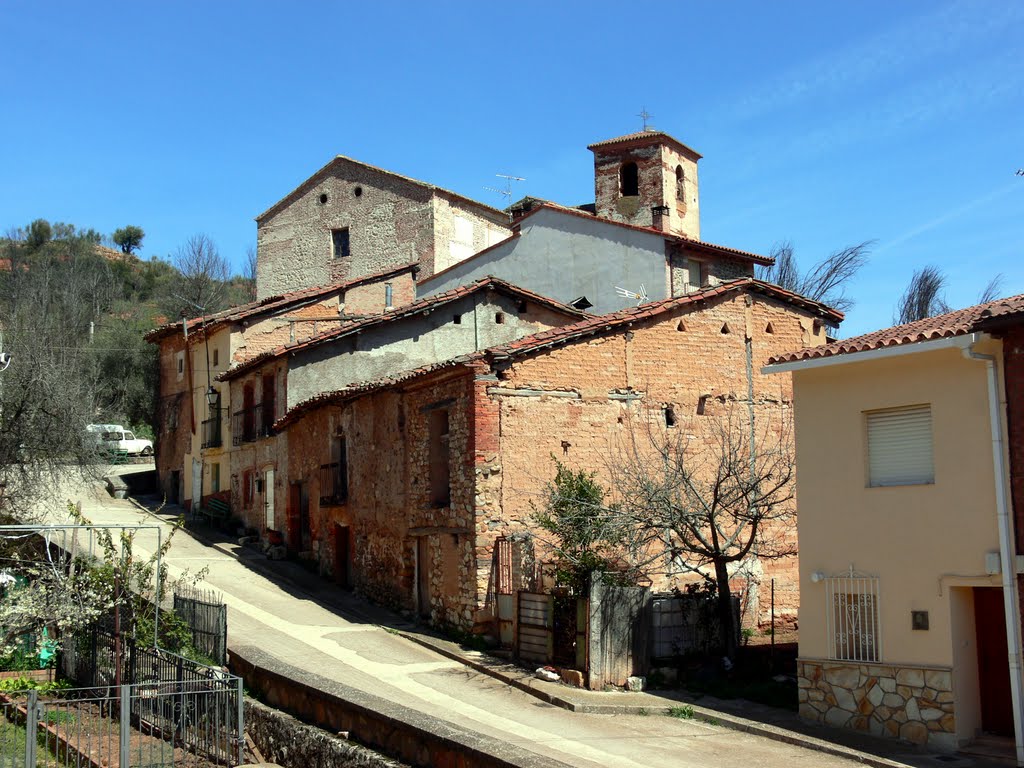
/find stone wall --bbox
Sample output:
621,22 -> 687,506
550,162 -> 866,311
798,658 -> 956,751
245,697 -> 403,768
233,645 -> 562,768
255,158 -> 508,300
256,159 -> 435,299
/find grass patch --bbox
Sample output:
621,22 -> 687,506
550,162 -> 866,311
668,705 -> 694,720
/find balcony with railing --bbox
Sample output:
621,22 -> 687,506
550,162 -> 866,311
319,462 -> 347,506
232,403 -> 272,446
201,410 -> 222,449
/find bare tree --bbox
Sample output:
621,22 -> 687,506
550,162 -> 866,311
168,234 -> 230,318
0,235 -> 109,524
758,241 -> 872,314
979,273 -> 1005,304
245,245 -> 258,301
606,405 -> 797,660
895,265 -> 951,324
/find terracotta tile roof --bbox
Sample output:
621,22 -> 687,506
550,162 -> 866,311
768,293 -> 1024,365
507,201 -> 773,266
218,275 -> 589,382
273,354 -> 481,431
587,130 -> 702,160
273,278 -> 842,429
487,278 -> 842,361
144,263 -> 418,342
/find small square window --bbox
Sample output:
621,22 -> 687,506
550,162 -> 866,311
332,228 -> 350,259
495,312 -> 505,325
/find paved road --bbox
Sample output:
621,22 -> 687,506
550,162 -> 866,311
55,472 -> 874,768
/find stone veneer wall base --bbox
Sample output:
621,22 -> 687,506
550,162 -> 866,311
799,658 -> 956,752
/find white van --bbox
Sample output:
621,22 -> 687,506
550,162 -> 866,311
101,429 -> 153,457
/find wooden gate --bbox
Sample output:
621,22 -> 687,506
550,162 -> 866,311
517,592 -> 553,664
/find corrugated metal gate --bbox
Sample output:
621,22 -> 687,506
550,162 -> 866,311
517,592 -> 553,664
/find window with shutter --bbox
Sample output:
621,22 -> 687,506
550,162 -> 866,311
866,405 -> 934,487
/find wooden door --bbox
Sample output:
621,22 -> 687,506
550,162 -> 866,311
263,469 -> 275,530
975,587 -> 1014,736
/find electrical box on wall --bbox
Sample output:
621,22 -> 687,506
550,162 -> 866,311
986,552 -> 1001,575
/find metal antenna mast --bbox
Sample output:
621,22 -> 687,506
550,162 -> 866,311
484,173 -> 526,203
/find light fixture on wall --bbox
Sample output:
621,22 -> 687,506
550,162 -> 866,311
206,386 -> 219,410
810,571 -> 825,583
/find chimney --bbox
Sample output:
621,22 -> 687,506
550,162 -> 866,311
651,205 -> 671,233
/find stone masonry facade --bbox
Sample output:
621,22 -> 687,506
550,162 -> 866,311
799,659 -> 956,751
256,157 -> 509,299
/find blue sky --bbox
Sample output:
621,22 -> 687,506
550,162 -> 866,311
1,0 -> 1021,337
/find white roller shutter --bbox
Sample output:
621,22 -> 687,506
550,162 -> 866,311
866,405 -> 934,486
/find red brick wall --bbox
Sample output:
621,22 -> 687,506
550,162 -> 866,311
283,370 -> 478,625
478,291 -> 819,626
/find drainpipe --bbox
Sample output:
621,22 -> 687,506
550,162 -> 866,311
963,333 -> 1024,766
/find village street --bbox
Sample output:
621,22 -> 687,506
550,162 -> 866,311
48,469 -> 888,768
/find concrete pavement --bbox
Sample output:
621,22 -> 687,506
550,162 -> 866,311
45,468 -> 1013,768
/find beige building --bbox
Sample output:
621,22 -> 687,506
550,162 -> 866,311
767,298 -> 1024,757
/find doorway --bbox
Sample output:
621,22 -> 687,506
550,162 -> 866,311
169,470 -> 180,505
263,468 -> 275,530
333,524 -> 351,588
974,587 -> 1014,736
417,536 -> 431,618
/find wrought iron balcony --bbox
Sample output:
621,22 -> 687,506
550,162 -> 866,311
200,410 -> 222,449
232,403 -> 272,446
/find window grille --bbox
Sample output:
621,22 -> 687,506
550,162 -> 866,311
825,566 -> 880,662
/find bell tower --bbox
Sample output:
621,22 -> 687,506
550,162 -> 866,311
588,130 -> 701,239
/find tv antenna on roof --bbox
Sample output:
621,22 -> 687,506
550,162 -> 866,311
485,173 -> 526,203
615,284 -> 648,305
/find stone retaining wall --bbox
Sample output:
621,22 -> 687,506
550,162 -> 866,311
231,645 -> 567,768
798,658 -> 956,751
245,698 -> 404,768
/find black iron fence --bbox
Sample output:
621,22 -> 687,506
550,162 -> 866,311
174,587 -> 228,666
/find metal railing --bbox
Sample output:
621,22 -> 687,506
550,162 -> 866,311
201,410 -> 222,449
231,404 -> 271,446
0,679 -> 242,768
319,462 -> 347,505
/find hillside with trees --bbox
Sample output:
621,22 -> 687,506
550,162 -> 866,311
0,219 -> 252,519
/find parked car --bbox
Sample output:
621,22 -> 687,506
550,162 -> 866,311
101,429 -> 153,456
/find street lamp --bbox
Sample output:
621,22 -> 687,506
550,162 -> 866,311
206,386 -> 219,412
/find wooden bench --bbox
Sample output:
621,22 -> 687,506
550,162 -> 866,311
199,497 -> 230,527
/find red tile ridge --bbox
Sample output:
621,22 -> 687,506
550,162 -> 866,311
218,276 -> 588,381
768,293 -> 1024,365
